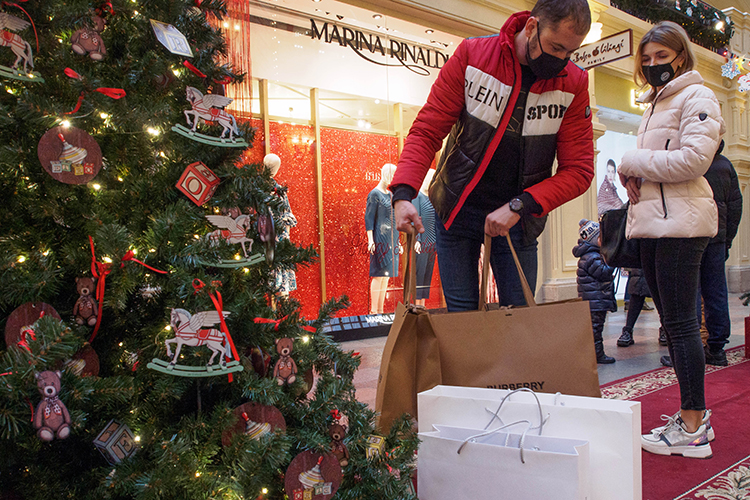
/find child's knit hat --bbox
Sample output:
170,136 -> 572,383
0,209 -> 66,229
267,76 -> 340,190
579,219 -> 600,244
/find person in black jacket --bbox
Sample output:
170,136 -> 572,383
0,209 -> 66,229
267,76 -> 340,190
574,219 -> 617,363
696,140 -> 743,366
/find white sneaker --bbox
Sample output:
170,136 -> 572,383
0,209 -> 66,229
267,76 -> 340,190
649,409 -> 714,441
641,417 -> 712,458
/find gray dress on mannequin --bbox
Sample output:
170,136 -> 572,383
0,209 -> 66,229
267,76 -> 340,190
365,188 -> 398,277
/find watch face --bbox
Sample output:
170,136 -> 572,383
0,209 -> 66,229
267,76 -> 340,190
510,198 -> 523,212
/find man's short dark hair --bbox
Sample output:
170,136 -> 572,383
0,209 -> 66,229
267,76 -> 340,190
530,0 -> 592,36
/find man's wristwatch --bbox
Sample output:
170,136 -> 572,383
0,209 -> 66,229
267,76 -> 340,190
509,197 -> 524,214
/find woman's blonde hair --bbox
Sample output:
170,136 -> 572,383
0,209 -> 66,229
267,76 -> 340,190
634,21 -> 696,88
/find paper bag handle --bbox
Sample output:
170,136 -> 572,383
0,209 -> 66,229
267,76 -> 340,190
480,234 -> 537,309
402,226 -> 418,305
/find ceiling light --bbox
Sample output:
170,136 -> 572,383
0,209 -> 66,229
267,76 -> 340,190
373,14 -> 382,20
425,29 -> 434,34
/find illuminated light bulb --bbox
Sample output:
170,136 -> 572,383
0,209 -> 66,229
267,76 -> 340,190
172,68 -> 181,77
159,151 -> 167,157
147,127 -> 160,136
223,22 -> 229,28
6,88 -> 12,94
234,24 -> 240,31
262,488 -> 269,494
58,38 -> 63,43
716,20 -> 724,30
133,10 -> 139,16
365,122 -> 372,129
149,248 -> 156,253
193,234 -> 200,239
103,256 -> 112,263
92,183 -> 102,190
234,254 -> 241,260
302,335 -> 310,343
119,342 -> 123,347
60,120 -> 71,128
243,267 -> 250,273
374,99 -> 380,104
134,435 -> 141,442
165,325 -> 172,331
100,112 -> 109,119
17,255 -> 26,263
195,472 -> 201,478
118,176 -> 124,182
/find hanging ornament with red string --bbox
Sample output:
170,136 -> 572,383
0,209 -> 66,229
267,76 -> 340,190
71,15 -> 107,61
37,126 -> 102,184
0,12 -> 44,82
147,280 -> 243,378
171,86 -> 248,147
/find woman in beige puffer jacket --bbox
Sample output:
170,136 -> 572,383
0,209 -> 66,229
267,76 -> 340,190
618,21 -> 724,461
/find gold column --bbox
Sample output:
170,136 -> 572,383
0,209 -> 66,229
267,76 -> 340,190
259,79 -> 271,155
310,88 -> 327,303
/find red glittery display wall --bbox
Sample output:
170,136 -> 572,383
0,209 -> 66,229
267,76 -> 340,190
241,120 -> 442,317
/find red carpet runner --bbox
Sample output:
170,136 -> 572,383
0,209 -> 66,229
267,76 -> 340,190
601,347 -> 750,500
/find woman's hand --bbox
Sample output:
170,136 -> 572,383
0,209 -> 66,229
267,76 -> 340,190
624,176 -> 642,204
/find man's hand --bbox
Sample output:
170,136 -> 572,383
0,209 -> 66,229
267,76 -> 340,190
394,200 -> 425,234
484,204 -> 521,237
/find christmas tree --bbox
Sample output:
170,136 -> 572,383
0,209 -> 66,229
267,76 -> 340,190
0,1 -> 417,499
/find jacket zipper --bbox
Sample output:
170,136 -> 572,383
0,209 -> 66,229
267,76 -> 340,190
641,93 -> 669,219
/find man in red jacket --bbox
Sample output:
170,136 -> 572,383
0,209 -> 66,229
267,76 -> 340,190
391,0 -> 595,310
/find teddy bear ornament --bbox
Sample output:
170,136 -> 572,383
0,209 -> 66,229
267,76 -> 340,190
34,370 -> 71,441
73,276 -> 98,327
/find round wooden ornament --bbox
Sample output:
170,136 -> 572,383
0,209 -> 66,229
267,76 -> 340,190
38,126 -> 102,184
221,402 -> 286,447
69,344 -> 100,377
4,302 -> 61,348
285,450 -> 342,500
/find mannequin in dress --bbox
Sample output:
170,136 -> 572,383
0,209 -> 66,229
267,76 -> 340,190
365,163 -> 398,314
264,153 -> 298,296
412,169 -> 436,306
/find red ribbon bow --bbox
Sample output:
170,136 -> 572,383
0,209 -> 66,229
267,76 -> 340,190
183,60 -> 206,78
120,250 -> 167,274
254,315 -> 289,331
88,236 -> 111,343
95,1 -> 114,16
330,409 -> 341,421
63,70 -> 126,114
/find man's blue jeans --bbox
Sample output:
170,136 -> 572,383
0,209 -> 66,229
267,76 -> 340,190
696,241 -> 732,351
436,205 -> 538,311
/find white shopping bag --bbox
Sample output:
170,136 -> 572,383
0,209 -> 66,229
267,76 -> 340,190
418,424 -> 590,500
418,385 -> 641,500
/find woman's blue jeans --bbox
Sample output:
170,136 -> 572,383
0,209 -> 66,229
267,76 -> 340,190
436,205 -> 538,311
639,237 -> 709,411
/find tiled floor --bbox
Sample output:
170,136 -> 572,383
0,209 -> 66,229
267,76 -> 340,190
342,293 -> 749,409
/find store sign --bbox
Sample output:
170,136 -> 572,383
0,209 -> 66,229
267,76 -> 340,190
571,29 -> 632,70
310,19 -> 449,76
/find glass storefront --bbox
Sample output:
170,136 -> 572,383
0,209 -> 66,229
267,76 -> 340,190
222,0 -> 462,317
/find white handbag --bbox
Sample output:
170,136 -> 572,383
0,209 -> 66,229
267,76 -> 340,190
418,385 -> 641,500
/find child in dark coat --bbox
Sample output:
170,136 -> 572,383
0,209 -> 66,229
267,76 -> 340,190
573,219 -> 617,364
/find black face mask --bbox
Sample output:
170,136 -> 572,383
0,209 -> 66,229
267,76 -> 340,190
641,56 -> 679,87
526,27 -> 569,80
